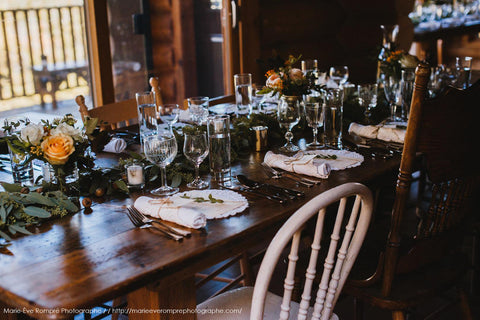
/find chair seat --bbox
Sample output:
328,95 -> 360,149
344,252 -> 469,310
197,286 -> 339,320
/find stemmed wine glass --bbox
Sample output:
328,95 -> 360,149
382,75 -> 401,122
277,96 -> 301,153
143,133 -> 179,196
357,84 -> 378,120
304,102 -> 324,149
183,132 -> 209,189
329,66 -> 349,88
157,103 -> 180,134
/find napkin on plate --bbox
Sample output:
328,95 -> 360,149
264,151 -> 332,179
134,196 -> 207,229
348,122 -> 406,144
103,137 -> 127,153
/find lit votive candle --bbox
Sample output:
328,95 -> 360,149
126,164 -> 145,188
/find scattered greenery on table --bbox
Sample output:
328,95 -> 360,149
0,182 -> 79,243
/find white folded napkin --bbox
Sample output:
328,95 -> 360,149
103,137 -> 127,153
134,196 -> 207,229
348,122 -> 405,144
178,109 -> 192,123
377,124 -> 406,144
264,151 -> 332,179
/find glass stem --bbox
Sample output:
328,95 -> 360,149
312,128 -> 318,144
160,165 -> 168,188
194,163 -> 200,181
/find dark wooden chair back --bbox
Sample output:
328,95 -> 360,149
76,77 -> 164,130
382,61 -> 480,297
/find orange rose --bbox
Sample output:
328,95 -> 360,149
41,133 -> 75,165
266,73 -> 283,89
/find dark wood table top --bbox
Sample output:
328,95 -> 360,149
0,148 -> 401,319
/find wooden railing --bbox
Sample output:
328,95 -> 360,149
0,5 -> 87,100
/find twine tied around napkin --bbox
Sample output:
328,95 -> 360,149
103,137 -> 127,153
134,196 -> 207,229
348,122 -> 406,144
264,151 -> 332,179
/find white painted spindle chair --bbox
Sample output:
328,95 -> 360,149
197,182 -> 374,320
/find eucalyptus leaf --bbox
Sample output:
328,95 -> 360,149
114,180 -> 129,193
23,206 -> 51,218
9,224 -> 33,235
171,174 -> 182,188
23,193 -> 56,207
0,205 -> 5,222
0,230 -> 12,241
0,182 -> 23,193
7,225 -> 16,235
57,199 -> 79,213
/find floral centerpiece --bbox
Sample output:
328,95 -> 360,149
379,49 -> 419,79
2,114 -> 94,193
259,54 -> 315,97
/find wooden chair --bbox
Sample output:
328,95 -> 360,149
197,182 -> 374,319
76,77 -> 164,129
344,62 -> 480,320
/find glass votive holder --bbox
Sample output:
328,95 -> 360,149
125,163 -> 145,190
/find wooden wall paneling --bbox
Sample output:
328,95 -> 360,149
221,0 -> 239,95
84,0 -> 115,106
238,0 -> 262,85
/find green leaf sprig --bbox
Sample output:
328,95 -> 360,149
0,184 -> 80,242
180,193 -> 224,203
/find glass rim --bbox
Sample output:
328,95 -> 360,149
135,91 -> 153,96
234,73 -> 252,78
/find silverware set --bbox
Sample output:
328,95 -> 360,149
261,162 -> 321,187
125,205 -> 191,241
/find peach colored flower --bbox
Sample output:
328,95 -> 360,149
289,68 -> 304,81
41,133 -> 75,165
266,73 -> 283,89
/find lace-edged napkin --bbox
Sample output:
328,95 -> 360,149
134,189 -> 248,228
103,137 -> 127,153
348,122 -> 406,144
264,149 -> 364,179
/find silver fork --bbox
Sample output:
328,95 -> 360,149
125,207 -> 183,241
261,162 -> 315,187
128,206 -> 191,237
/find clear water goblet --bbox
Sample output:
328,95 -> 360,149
329,65 -> 349,88
157,103 -> 180,133
357,84 -> 378,119
382,75 -> 401,122
187,96 -> 209,125
304,102 -> 324,149
277,96 -> 301,153
143,133 -> 179,196
183,132 -> 209,189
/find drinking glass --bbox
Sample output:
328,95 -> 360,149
455,56 -> 472,89
304,102 -> 324,149
329,66 -> 349,88
324,88 -> 344,149
157,103 -> 180,133
301,59 -> 319,80
183,132 -> 209,189
143,133 -> 179,196
207,115 -> 231,186
136,91 -> 157,138
187,96 -> 209,125
357,84 -> 378,119
401,69 -> 415,121
234,73 -> 253,116
382,75 -> 401,122
277,95 -> 301,153
8,147 -> 34,186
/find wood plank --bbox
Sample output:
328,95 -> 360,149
127,277 -> 196,320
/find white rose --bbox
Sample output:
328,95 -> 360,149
51,123 -> 83,141
20,123 -> 44,146
289,68 -> 304,81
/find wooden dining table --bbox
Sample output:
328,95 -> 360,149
0,141 -> 402,320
